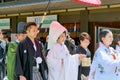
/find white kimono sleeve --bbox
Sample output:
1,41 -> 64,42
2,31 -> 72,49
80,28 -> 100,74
98,51 -> 120,67
89,50 -> 120,80
64,54 -> 80,80
46,49 -> 62,70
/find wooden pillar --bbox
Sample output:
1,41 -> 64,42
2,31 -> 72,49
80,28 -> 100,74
80,10 -> 89,32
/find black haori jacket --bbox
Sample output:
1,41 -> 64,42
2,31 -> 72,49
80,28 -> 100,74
14,37 -> 48,80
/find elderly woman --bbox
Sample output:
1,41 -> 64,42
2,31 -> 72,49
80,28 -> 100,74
89,29 -> 120,80
75,32 -> 91,80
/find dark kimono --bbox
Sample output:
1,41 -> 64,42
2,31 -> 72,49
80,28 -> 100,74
65,40 -> 75,55
75,45 -> 91,80
14,37 -> 48,80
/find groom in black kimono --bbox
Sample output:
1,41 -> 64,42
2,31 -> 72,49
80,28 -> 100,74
14,22 -> 48,80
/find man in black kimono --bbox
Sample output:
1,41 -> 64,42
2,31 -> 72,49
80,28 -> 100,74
14,22 -> 48,80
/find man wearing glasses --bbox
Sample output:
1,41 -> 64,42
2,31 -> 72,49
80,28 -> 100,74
14,22 -> 48,80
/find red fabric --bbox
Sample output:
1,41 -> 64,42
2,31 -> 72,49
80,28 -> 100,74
111,53 -> 116,60
97,42 -> 100,48
74,0 -> 101,6
111,53 -> 117,73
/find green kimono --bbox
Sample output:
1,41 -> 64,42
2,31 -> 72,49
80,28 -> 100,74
7,41 -> 18,80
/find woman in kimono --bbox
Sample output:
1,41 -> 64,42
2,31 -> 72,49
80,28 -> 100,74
7,22 -> 26,80
89,29 -> 120,80
115,34 -> 120,53
14,22 -> 48,80
47,21 -> 85,80
75,32 -> 91,80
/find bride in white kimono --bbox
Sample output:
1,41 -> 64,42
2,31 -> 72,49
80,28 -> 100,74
89,29 -> 120,80
46,21 -> 85,80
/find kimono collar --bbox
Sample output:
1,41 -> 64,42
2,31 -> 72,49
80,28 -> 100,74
16,39 -> 20,43
116,45 -> 120,48
99,42 -> 110,53
56,43 -> 64,46
79,45 -> 86,53
0,39 -> 4,42
26,36 -> 34,47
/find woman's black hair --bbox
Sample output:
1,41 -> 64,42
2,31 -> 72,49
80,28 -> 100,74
99,29 -> 111,42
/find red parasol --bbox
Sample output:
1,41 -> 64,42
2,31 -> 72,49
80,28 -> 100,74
74,0 -> 101,6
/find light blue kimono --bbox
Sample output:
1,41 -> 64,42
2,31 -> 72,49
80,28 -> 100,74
116,45 -> 120,54
89,42 -> 120,80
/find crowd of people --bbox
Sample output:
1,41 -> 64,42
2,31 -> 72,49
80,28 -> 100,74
0,21 -> 120,80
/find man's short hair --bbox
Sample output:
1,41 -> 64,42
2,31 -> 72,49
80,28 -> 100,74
25,22 -> 37,31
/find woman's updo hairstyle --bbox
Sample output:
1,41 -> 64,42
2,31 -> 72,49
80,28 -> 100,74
99,29 -> 111,42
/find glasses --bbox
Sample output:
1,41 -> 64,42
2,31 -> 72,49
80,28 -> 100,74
30,30 -> 39,33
